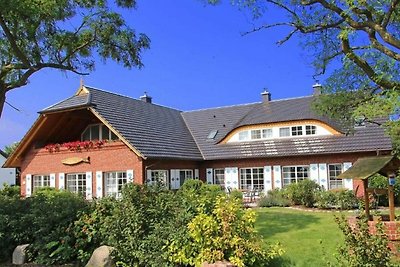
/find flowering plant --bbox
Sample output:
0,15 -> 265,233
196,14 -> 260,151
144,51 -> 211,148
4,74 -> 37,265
44,140 -> 107,153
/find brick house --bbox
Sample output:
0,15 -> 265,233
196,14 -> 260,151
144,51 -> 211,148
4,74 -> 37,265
4,85 -> 392,198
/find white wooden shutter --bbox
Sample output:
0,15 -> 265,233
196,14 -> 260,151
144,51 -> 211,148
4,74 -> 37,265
224,167 -> 239,190
96,171 -> 103,198
310,164 -> 319,184
264,166 -> 272,192
343,162 -> 353,190
318,164 -> 328,189
86,172 -> 92,200
194,169 -> 199,180
127,169 -> 134,183
206,168 -> 213,184
25,174 -> 32,197
273,166 -> 282,189
170,169 -> 180,190
58,173 -> 65,190
50,173 -> 56,188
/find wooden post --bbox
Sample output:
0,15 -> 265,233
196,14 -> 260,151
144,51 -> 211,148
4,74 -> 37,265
363,179 -> 370,220
388,184 -> 395,221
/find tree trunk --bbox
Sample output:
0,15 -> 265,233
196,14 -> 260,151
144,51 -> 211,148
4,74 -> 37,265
0,86 -> 6,119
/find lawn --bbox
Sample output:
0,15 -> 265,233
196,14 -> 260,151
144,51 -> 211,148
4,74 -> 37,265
255,207 -> 346,267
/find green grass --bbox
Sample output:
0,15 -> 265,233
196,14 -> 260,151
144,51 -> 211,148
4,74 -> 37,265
255,207 -> 345,267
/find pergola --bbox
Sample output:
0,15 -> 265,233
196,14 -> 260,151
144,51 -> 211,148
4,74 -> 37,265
338,155 -> 400,221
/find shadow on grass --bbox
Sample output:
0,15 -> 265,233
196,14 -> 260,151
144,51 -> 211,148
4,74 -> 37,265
256,208 -> 321,238
269,255 -> 296,267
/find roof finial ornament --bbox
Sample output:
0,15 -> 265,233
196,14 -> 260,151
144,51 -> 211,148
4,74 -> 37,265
80,76 -> 84,89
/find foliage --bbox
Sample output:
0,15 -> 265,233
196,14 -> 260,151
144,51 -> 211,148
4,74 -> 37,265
284,180 -> 321,207
207,0 -> 400,153
369,173 -> 400,206
315,189 -> 359,210
331,214 -> 395,267
229,188 -> 243,201
168,195 -> 283,267
3,142 -> 19,156
45,139 -> 107,153
0,0 -> 150,118
257,188 -> 290,207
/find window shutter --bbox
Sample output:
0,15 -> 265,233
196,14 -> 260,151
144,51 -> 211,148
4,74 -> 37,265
96,171 -> 103,198
50,173 -> 56,188
25,174 -> 32,197
86,172 -> 92,200
273,166 -> 282,189
170,169 -> 180,190
224,167 -> 239,190
343,162 -> 353,190
58,173 -> 65,190
194,169 -> 199,180
264,166 -> 272,192
318,164 -> 328,189
127,170 -> 134,183
146,169 -> 152,185
206,168 -> 213,184
310,164 -> 319,184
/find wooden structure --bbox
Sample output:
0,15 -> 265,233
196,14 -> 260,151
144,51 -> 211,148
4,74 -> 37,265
338,155 -> 400,221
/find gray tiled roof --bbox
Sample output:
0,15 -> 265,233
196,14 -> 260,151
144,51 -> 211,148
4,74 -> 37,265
0,149 -> 8,158
182,98 -> 392,160
41,94 -> 91,112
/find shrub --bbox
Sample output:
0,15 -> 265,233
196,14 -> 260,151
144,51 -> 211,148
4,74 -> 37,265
330,214 -> 395,267
369,174 -> 400,205
336,189 -> 359,210
315,190 -> 337,209
315,189 -> 359,210
257,189 -> 290,207
168,195 -> 284,267
229,189 -> 243,201
284,180 -> 321,207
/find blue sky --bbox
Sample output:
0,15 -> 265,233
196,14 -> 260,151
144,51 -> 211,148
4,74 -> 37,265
0,0 -> 322,149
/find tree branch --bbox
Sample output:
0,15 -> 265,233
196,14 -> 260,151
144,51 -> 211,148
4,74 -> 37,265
382,0 -> 400,28
367,30 -> 400,61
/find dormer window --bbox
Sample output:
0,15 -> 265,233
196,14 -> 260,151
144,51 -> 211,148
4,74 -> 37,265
251,129 -> 262,139
305,125 -> 316,135
238,131 -> 249,141
82,124 -> 118,141
279,127 -> 290,137
291,126 -> 303,136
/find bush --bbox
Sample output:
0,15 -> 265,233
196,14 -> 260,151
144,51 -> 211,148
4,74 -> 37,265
369,174 -> 400,206
315,189 -> 359,210
257,189 -> 290,207
168,195 -> 284,267
229,189 -> 243,201
284,180 -> 321,207
330,214 -> 395,267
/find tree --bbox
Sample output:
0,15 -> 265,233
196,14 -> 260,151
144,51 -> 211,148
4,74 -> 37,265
208,0 -> 400,152
3,142 -> 19,156
0,0 -> 150,118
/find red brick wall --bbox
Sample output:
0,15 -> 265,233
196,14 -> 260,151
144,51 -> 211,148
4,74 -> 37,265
20,141 -> 143,197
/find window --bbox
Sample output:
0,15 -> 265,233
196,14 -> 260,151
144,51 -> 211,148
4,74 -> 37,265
262,129 -> 273,138
305,125 -> 316,135
207,130 -> 218,140
282,166 -> 310,187
82,124 -> 118,141
279,127 -> 290,137
148,170 -> 168,188
291,126 -> 303,136
214,169 -> 225,188
66,173 -> 86,195
104,171 -> 128,198
179,170 -> 193,186
251,129 -> 262,139
32,175 -> 50,192
238,131 -> 249,141
239,168 -> 264,190
328,164 -> 343,189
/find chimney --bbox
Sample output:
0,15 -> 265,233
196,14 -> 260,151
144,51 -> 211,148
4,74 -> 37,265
312,83 -> 322,96
140,92 -> 152,103
261,89 -> 271,102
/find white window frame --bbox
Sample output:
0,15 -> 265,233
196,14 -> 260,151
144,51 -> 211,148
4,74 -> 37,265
238,131 -> 249,141
251,129 -> 262,139
305,125 -> 316,135
214,168 -> 225,188
239,167 -> 264,191
32,174 -> 50,192
291,126 -> 303,136
179,169 -> 193,187
328,164 -> 344,190
148,170 -> 169,188
282,166 -> 310,187
262,128 -> 273,138
279,127 -> 290,137
104,171 -> 128,198
81,123 -> 118,141
66,173 -> 86,195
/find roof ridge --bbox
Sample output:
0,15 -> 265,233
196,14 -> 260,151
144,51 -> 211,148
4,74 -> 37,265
85,85 -> 183,112
183,102 -> 260,113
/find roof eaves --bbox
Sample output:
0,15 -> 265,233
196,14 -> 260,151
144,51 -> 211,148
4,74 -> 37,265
181,114 -> 206,160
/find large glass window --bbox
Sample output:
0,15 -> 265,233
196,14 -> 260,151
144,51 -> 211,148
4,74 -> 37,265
239,168 -> 264,190
238,131 -> 249,141
66,173 -> 86,195
82,124 -> 118,141
279,127 -> 290,137
179,170 -> 193,186
282,166 -> 309,187
104,171 -> 128,198
214,169 -> 225,188
328,164 -> 344,189
148,170 -> 168,188
251,129 -> 262,139
32,175 -> 50,192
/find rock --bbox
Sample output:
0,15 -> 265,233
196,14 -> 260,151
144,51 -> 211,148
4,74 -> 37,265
85,245 -> 115,267
12,244 -> 29,265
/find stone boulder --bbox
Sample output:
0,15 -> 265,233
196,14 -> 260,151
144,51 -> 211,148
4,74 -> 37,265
12,244 -> 29,265
85,245 -> 115,267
